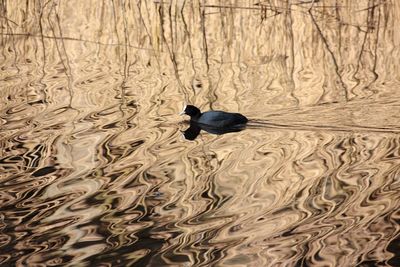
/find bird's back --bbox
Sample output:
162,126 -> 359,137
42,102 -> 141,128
197,111 -> 248,128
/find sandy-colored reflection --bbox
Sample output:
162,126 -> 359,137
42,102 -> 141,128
1,0 -> 400,266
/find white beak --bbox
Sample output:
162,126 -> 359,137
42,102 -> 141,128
179,103 -> 187,115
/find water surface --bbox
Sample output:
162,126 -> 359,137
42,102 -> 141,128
1,0 -> 400,266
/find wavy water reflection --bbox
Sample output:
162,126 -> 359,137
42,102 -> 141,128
1,0 -> 400,266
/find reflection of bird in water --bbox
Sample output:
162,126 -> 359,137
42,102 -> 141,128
182,122 -> 247,140
180,105 -> 248,140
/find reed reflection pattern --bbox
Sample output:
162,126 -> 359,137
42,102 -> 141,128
1,0 -> 400,266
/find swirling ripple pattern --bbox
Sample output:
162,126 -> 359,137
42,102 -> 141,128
1,0 -> 400,266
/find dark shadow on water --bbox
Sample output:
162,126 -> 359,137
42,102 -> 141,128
182,121 -> 247,140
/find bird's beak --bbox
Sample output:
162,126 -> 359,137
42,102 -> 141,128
179,104 -> 187,115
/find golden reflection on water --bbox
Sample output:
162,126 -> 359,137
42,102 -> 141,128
1,0 -> 400,266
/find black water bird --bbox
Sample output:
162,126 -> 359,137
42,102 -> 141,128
180,105 -> 248,127
180,105 -> 248,140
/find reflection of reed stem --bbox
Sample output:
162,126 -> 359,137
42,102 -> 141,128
38,0 -> 53,104
121,0 -> 129,98
51,2 -> 74,108
0,32 -> 155,50
309,7 -> 349,101
363,0 -> 381,93
199,0 -> 209,72
181,0 -> 197,90
158,2 -> 186,99
285,0 -> 300,106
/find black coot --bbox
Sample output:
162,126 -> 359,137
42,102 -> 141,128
180,105 -> 248,140
180,105 -> 248,128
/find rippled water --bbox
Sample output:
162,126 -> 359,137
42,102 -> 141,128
1,0 -> 400,266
